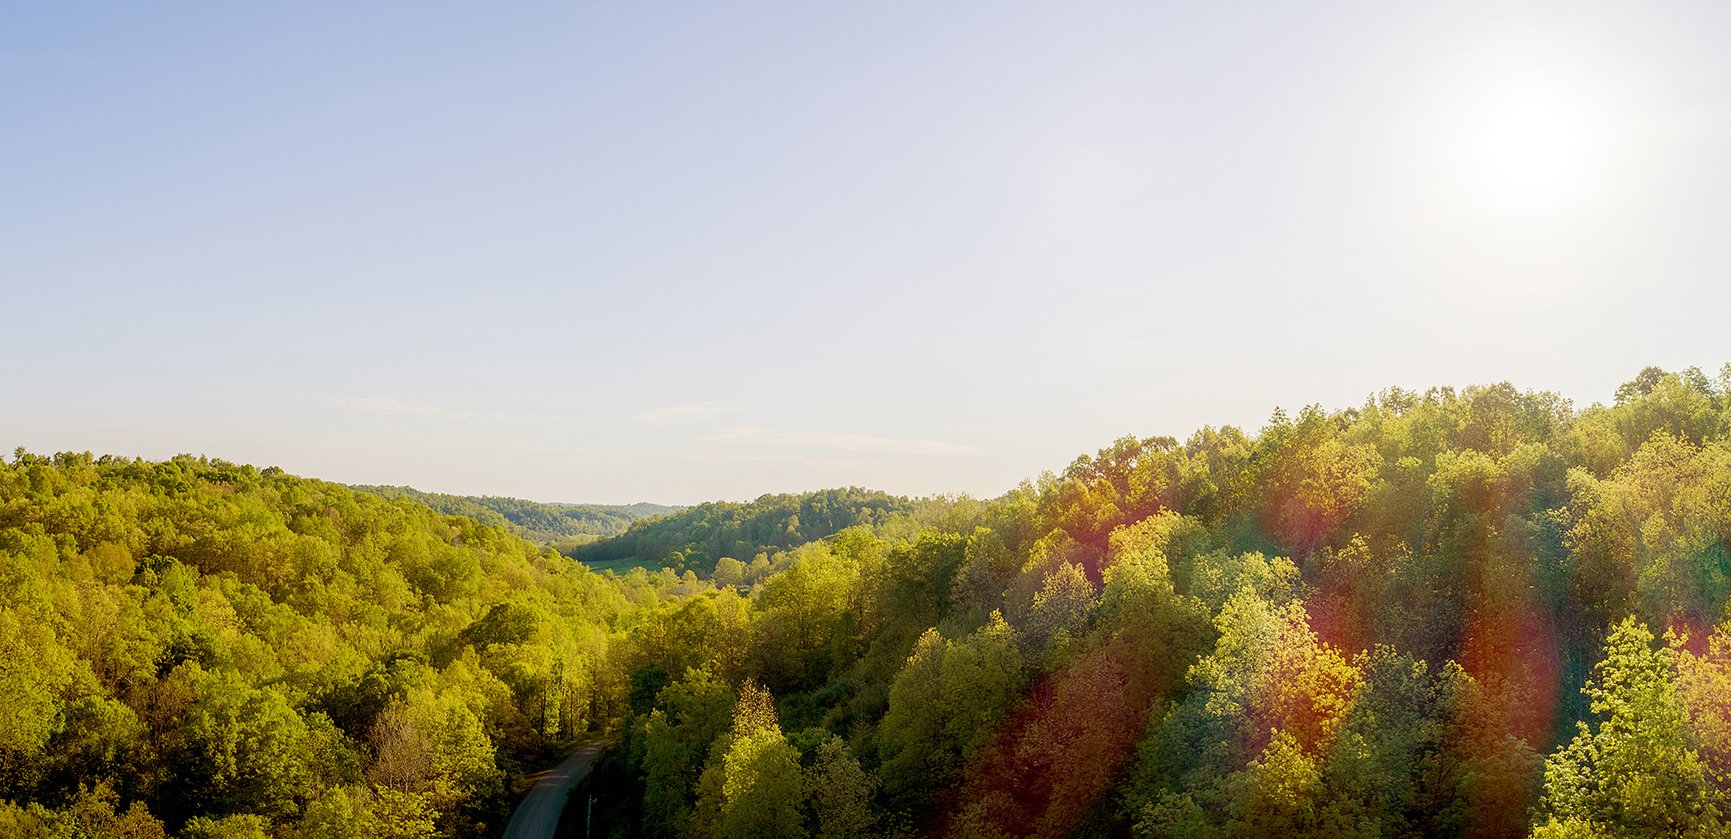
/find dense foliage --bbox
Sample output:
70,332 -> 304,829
0,456 -> 702,837
6,365 -> 1731,838
350,485 -> 675,550
572,488 -> 916,574
580,365 -> 1731,838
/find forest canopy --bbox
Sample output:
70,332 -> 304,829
0,455 -> 697,837
4,364 -> 1731,838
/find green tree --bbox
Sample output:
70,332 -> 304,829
695,680 -> 806,839
0,606 -> 76,796
879,614 -> 1025,809
169,668 -> 315,821
807,735 -> 877,839
639,668 -> 733,837
713,557 -> 747,589
1536,618 -> 1724,837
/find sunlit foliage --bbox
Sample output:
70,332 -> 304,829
8,365 -> 1731,836
0,453 -> 687,834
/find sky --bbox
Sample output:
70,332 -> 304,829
3,2 -> 1729,505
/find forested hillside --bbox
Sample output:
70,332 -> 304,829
579,366 -> 1731,838
349,485 -> 676,550
0,456 -> 701,837
4,366 -> 1731,838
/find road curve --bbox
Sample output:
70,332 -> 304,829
503,741 -> 604,839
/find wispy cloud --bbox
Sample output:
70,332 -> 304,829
324,397 -> 501,423
707,426 -> 981,456
637,401 -> 739,427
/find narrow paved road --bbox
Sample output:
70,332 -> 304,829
503,741 -> 603,839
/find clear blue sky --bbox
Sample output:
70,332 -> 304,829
4,2 -> 1729,504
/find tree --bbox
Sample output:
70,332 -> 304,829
66,781 -> 168,839
753,544 -> 859,690
878,628 -> 949,806
807,735 -> 877,839
1536,618 -> 1723,837
639,669 -> 733,837
697,681 -> 806,839
713,557 -> 746,589
170,669 -> 315,821
880,614 -> 1025,811
1257,408 -> 1384,558
1025,562 -> 1097,654
0,606 -> 76,797
1673,623 -> 1731,794
719,727 -> 806,839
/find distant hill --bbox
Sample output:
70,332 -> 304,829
350,485 -> 678,548
572,486 -> 915,571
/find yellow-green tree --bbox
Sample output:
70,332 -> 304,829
1536,618 -> 1724,837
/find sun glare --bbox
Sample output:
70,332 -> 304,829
1469,90 -> 1607,212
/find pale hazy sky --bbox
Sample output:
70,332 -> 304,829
4,2 -> 1729,504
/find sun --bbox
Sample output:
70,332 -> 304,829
1469,89 -> 1607,213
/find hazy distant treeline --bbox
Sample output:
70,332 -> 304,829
572,488 -> 917,572
351,484 -> 678,549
